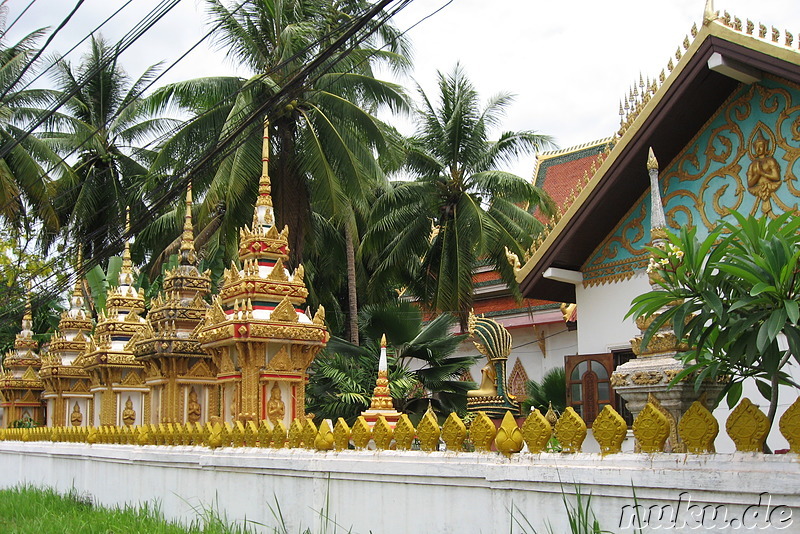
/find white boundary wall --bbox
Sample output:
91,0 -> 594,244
1,442 -> 798,533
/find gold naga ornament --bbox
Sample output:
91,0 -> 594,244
465,313 -> 520,418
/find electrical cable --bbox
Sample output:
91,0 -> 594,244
0,0 -> 85,103
0,0 -> 35,41
6,0 -> 448,320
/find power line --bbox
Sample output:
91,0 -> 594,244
0,0 -> 35,41
0,0 -> 85,103
5,0 -> 442,321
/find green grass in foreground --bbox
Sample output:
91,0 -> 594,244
0,485 -> 257,534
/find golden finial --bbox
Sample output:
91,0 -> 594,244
786,30 -> 794,47
772,27 -> 779,43
256,117 -> 273,208
380,333 -> 387,347
703,0 -> 718,26
647,147 -> 659,171
23,280 -> 33,322
667,58 -> 674,72
683,36 -> 690,50
733,17 -> 742,31
122,206 -> 133,275
179,183 -> 197,265
73,248 -> 84,297
638,72 -> 644,90
746,20 -> 754,35
675,47 -> 682,61
759,23 -> 767,39
691,22 -> 698,37
722,11 -> 731,27
659,69 -> 665,83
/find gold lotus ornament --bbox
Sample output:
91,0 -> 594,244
726,398 -> 769,452
351,416 -> 371,449
257,420 -> 272,447
495,411 -> 523,456
679,400 -> 718,453
779,397 -> 800,453
271,420 -> 287,448
417,406 -> 440,452
521,409 -> 552,453
633,401 -> 669,453
393,414 -> 415,451
372,415 -> 393,450
470,412 -> 497,452
314,419 -> 334,451
441,412 -> 467,451
288,418 -> 304,448
554,407 -> 587,453
592,405 -> 628,454
333,418 -> 350,450
302,418 -> 317,448
207,422 -> 223,449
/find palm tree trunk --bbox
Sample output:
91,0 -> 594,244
345,223 -> 359,345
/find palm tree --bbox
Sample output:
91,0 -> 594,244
521,367 -> 566,414
144,0 -> 410,268
364,64 -> 555,328
0,17 -> 65,238
42,36 -> 180,258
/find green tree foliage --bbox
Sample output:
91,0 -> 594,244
521,366 -> 566,414
306,302 -> 475,422
145,0 -> 410,268
42,36 -> 180,257
364,64 -> 554,327
627,211 -> 800,438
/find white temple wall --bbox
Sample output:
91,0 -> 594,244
0,442 -> 797,533
575,272 -> 649,355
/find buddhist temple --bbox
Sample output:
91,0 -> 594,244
76,210 -> 148,426
39,253 -> 93,427
130,186 -> 218,424
197,119 -> 328,425
0,291 -> 44,427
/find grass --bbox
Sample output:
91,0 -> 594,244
0,485 -> 257,534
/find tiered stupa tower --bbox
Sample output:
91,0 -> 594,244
40,253 -> 93,427
0,289 -> 44,427
198,119 -> 328,425
77,210 -> 148,426
130,186 -> 218,424
361,335 -> 402,427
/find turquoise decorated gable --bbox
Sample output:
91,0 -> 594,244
582,76 -> 800,286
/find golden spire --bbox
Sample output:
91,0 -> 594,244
121,206 -> 134,285
256,117 -> 273,209
73,248 -> 84,298
646,147 -> 659,170
647,147 -> 667,233
179,184 -> 197,265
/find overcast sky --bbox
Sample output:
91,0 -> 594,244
8,0 -> 799,178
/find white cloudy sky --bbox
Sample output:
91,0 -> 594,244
8,0 -> 799,178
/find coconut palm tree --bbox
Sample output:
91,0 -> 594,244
42,35 -> 180,258
0,19 -> 64,237
364,64 -> 555,328
143,0 -> 410,271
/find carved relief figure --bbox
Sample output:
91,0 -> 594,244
267,383 -> 285,424
70,402 -> 83,426
122,397 -> 136,426
187,387 -> 201,423
746,129 -> 782,215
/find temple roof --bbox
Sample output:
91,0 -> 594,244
517,12 -> 800,302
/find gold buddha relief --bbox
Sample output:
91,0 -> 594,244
187,387 -> 201,423
746,125 -> 782,216
122,397 -> 136,427
70,402 -> 83,426
267,383 -> 285,424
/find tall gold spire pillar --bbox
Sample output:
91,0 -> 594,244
612,148 -> 724,452
361,335 -> 402,427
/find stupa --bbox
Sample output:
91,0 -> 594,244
130,185 -> 218,424
40,252 -> 93,427
77,210 -> 148,426
198,119 -> 328,425
361,335 -> 402,427
0,289 -> 44,427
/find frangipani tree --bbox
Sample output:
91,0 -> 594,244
628,210 -> 800,441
